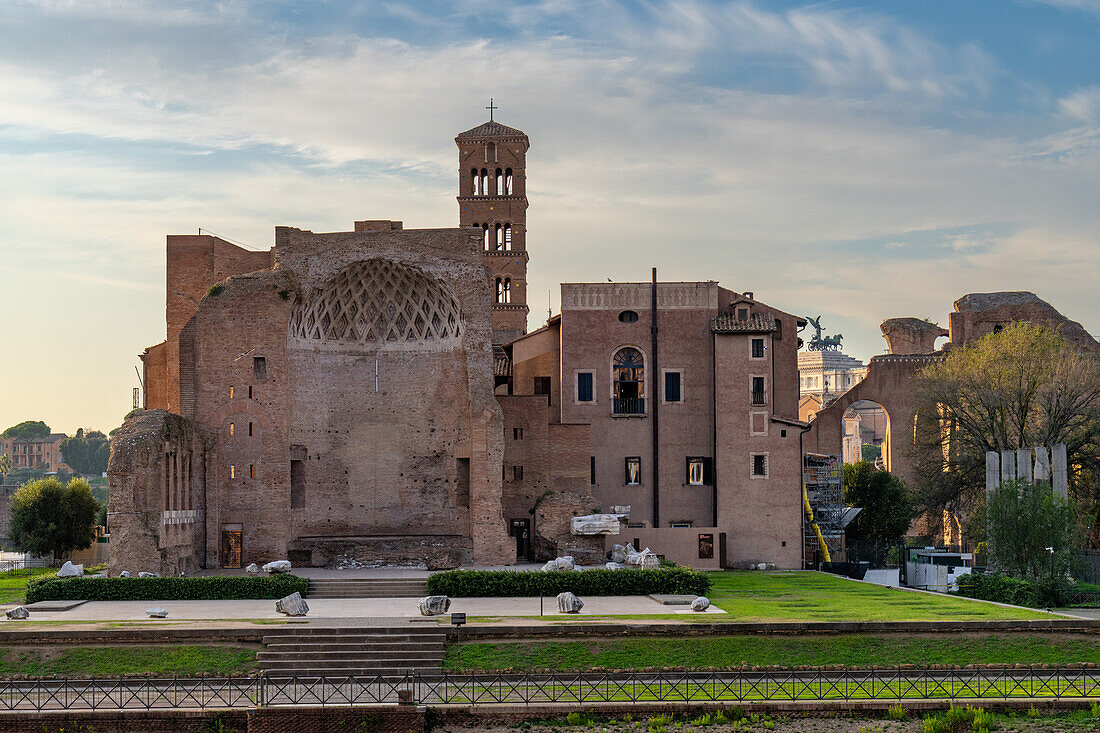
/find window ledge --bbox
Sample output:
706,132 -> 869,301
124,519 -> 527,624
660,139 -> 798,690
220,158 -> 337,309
611,413 -> 647,418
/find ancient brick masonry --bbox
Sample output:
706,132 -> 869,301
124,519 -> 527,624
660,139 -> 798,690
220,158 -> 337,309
112,223 -> 512,573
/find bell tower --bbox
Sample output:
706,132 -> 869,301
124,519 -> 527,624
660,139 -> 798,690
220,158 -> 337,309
456,106 -> 530,343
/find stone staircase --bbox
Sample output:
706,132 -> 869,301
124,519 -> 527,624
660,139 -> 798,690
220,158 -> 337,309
305,577 -> 428,598
257,626 -> 447,678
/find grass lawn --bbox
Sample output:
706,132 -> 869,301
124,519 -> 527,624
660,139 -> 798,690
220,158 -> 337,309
703,571 -> 1052,622
0,567 -> 57,604
0,645 -> 258,677
445,632 -> 1100,671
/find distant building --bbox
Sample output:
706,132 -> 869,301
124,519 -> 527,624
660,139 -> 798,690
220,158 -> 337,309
797,349 -> 867,402
0,433 -> 69,473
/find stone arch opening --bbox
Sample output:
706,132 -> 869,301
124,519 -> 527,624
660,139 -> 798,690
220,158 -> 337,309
842,399 -> 891,470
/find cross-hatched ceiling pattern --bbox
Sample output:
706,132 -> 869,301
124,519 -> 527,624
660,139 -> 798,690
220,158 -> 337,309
289,260 -> 463,348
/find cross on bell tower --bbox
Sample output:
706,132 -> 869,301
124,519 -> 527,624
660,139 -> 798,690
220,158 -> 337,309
455,110 -> 530,344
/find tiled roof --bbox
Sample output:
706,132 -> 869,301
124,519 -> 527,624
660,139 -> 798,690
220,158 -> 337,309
456,120 -> 527,139
711,312 -> 777,334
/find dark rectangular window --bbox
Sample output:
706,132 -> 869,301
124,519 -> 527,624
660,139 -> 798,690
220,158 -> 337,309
577,372 -> 593,402
290,460 -> 305,508
248,385 -> 253,399
249,464 -> 255,479
534,376 -> 551,404
590,456 -> 596,485
625,457 -> 641,485
751,338 -> 765,358
513,465 -> 524,481
751,376 -> 766,405
513,427 -> 523,440
253,356 -> 267,380
664,371 -> 681,402
752,454 -> 768,477
248,422 -> 254,437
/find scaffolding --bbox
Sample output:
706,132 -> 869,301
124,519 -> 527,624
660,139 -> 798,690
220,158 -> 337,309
803,452 -> 845,565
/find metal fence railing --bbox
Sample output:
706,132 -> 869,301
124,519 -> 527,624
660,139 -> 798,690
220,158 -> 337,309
2,668 -> 1100,712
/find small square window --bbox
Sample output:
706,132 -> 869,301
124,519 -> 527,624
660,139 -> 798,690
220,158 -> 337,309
513,465 -> 524,481
752,454 -> 768,477
664,371 -> 682,402
737,308 -> 749,321
513,427 -> 524,440
577,372 -> 594,402
751,338 -> 765,359
625,457 -> 641,485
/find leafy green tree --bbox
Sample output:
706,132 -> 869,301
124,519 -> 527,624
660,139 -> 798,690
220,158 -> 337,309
0,454 -> 10,481
843,460 -> 917,565
3,467 -> 45,486
987,479 -> 1078,580
61,429 -> 111,475
8,477 -> 101,561
911,323 -> 1100,537
1,421 -> 50,440
861,444 -> 881,462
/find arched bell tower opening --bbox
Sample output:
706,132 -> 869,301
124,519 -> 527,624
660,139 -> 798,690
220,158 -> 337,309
456,111 -> 530,344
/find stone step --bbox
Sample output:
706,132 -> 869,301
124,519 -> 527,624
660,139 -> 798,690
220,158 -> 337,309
263,641 -> 443,652
262,669 -> 428,679
259,629 -> 444,638
304,578 -> 429,599
257,658 -> 440,670
258,649 -> 443,661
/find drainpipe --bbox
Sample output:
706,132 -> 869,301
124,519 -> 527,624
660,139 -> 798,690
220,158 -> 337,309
651,267 -> 660,528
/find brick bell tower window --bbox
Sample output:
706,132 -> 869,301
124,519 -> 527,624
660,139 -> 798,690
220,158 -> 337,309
288,260 -> 464,349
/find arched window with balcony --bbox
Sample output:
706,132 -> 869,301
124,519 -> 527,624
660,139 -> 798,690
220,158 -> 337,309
503,224 -> 512,250
505,168 -> 513,195
495,168 -> 504,195
612,347 -> 645,415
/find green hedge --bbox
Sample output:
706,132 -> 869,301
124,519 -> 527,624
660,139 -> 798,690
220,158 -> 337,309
425,567 -> 711,598
26,574 -> 308,603
953,573 -> 1069,608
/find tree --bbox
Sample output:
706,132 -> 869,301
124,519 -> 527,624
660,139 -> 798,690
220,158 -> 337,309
61,429 -> 111,475
8,477 -> 101,561
910,323 -> 1100,536
843,460 -> 917,565
986,479 -> 1078,580
0,454 -> 10,481
1,420 -> 50,440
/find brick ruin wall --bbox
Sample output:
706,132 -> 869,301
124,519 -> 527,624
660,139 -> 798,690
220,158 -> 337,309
107,409 -> 207,576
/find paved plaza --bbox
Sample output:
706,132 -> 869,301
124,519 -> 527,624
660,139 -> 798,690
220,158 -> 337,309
5,594 -> 724,622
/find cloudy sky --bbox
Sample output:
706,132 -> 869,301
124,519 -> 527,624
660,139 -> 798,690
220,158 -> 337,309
1,0 -> 1099,435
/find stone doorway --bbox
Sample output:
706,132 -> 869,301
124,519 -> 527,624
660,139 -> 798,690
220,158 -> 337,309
510,518 -> 531,561
221,526 -> 243,568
